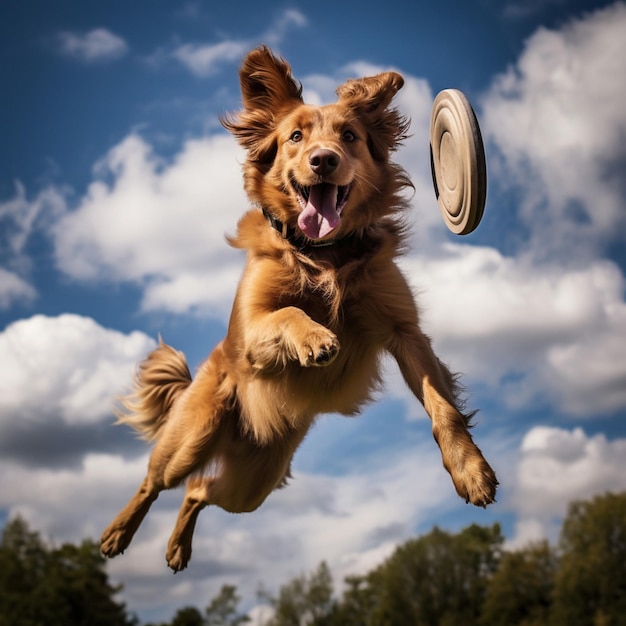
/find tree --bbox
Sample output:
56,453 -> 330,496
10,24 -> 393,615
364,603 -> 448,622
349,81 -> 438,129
266,561 -> 335,626
362,523 -> 504,625
205,584 -> 250,626
0,516 -> 135,626
551,492 -> 626,626
480,541 -> 557,626
329,574 -> 378,626
171,607 -> 205,626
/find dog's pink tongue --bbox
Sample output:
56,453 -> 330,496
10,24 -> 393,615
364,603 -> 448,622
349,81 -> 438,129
297,183 -> 341,240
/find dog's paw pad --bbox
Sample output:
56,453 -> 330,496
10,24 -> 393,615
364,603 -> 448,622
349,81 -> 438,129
301,332 -> 339,367
313,341 -> 339,365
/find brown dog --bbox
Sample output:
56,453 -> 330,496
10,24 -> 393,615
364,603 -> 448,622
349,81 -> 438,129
100,46 -> 497,571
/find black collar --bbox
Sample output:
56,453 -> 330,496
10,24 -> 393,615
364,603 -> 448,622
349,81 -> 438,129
262,207 -> 343,250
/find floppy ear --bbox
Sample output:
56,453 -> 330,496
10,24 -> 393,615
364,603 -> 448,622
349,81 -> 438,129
336,72 -> 410,160
221,46 -> 303,163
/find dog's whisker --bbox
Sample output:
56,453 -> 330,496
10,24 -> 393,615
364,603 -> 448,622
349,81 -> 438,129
352,170 -> 382,195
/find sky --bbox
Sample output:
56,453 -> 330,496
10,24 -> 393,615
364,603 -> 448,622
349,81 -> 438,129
1,0 -> 625,622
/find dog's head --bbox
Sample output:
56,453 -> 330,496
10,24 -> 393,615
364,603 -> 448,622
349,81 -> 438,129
222,46 -> 411,241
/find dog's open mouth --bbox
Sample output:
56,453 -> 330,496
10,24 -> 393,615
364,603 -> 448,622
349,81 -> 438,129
292,181 -> 351,240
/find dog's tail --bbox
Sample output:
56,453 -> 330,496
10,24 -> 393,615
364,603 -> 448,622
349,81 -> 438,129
115,339 -> 192,441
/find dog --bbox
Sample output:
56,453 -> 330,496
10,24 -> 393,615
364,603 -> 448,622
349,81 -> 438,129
100,45 -> 497,572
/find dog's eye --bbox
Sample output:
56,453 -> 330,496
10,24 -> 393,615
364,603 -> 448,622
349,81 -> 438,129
342,129 -> 356,142
290,130 -> 303,143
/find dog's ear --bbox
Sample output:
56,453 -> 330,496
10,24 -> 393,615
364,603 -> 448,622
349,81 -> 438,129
237,45 -> 303,111
221,46 -> 303,163
336,72 -> 410,161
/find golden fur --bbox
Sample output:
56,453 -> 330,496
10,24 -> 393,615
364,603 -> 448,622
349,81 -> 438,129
101,46 -> 497,571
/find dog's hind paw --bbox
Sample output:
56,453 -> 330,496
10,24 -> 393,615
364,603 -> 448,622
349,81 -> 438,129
100,526 -> 132,559
166,542 -> 192,572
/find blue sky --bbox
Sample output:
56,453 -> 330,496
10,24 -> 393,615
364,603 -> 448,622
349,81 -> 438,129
1,0 -> 625,623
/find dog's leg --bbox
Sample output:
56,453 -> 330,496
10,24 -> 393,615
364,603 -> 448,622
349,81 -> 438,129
380,266 -> 497,506
101,347 -> 233,559
101,476 -> 160,558
392,329 -> 498,506
166,440 -> 295,571
165,476 -> 211,572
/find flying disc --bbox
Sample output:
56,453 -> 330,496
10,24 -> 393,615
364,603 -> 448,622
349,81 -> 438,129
429,89 -> 487,235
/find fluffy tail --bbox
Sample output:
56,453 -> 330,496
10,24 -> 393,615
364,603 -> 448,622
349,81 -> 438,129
116,339 -> 192,441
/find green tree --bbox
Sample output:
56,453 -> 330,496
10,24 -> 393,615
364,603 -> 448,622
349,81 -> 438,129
145,606 -> 204,626
365,524 -> 503,625
480,541 -> 557,626
266,561 -> 335,626
205,584 -> 250,626
0,516 -> 135,626
171,606 -> 205,626
329,574 -> 378,626
551,492 -> 626,626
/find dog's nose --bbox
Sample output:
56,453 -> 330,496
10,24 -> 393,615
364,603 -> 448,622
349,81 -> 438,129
309,149 -> 340,176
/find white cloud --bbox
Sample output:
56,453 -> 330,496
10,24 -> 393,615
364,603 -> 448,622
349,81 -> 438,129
0,452 -> 152,540
482,2 -> 626,260
399,245 -> 626,417
0,431 -> 458,620
0,314 -> 155,429
0,181 -> 67,308
507,426 -> 626,547
1,180 -> 66,265
386,4 -> 626,420
1,5 -> 624,624
171,9 -> 307,77
172,40 -> 248,77
50,7 -> 626,418
57,28 -> 129,63
262,8 -> 308,46
53,133 -> 246,316
0,268 -> 36,309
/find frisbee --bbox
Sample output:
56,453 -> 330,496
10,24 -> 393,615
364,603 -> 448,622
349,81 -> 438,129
429,89 -> 487,235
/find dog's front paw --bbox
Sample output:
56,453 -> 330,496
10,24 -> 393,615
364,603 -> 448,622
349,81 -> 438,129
452,453 -> 498,508
296,327 -> 340,367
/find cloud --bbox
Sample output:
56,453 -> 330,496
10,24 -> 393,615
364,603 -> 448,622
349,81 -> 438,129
53,133 -> 246,316
0,314 -> 155,466
383,3 -> 626,420
481,2 -> 626,261
171,8 -> 308,77
49,5 -> 626,419
507,426 -> 626,547
0,433 -> 458,620
172,40 -> 248,77
170,9 -> 307,77
0,268 -> 36,309
399,246 -> 626,418
262,8 -> 308,46
57,28 -> 129,63
0,181 -> 67,307
1,181 -> 66,264
50,60 -> 436,322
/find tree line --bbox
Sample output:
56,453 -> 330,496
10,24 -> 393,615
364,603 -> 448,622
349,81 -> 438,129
1,491 -> 625,626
